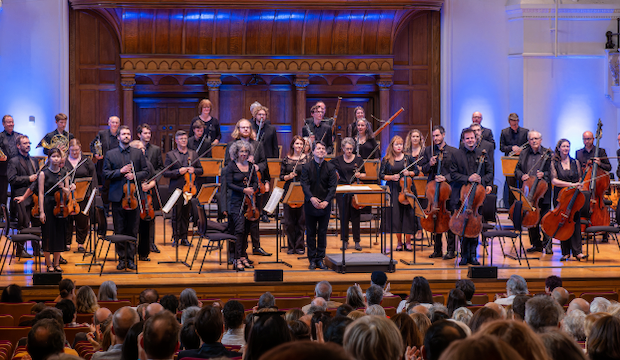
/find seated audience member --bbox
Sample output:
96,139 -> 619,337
484,302 -> 507,319
120,321 -> 143,360
468,307 -> 501,333
451,307 -> 473,326
455,279 -> 476,305
365,304 -> 385,316
344,315 -> 403,360
160,294 -> 179,314
540,328 -> 588,360
138,288 -> 159,304
429,303 -> 449,319
336,304 -> 353,317
551,287 -> 569,306
20,303 -> 48,326
305,297 -> 327,315
288,319 -> 311,341
567,298 -> 590,315
430,311 -> 449,323
437,334 -> 524,360
323,316 -> 353,346
98,281 -> 118,301
391,313 -> 422,348
310,312 -> 331,340
258,341 -> 353,360
177,305 -> 239,359
180,305 -> 200,324
179,288 -> 201,311
589,297 -> 610,313
73,307 -> 113,347
370,271 -> 392,296
302,281 -> 342,312
245,312 -> 293,360
54,279 -> 76,303
446,289 -> 467,316
525,295 -> 565,333
55,299 -> 79,327
545,275 -> 562,294
258,292 -> 276,310
606,301 -> 620,316
138,311 -> 181,360
77,286 -> 100,314
586,315 -> 620,360
222,300 -> 246,346
561,309 -> 586,342
145,302 -> 164,321
398,276 -> 433,313
495,275 -> 528,306
346,285 -> 366,309
347,310 -> 365,320
1,283 -> 23,302
366,285 -> 384,307
477,320 -> 549,360
410,312 -> 431,339
408,304 -> 430,317
511,294 -> 530,321
27,318 -> 66,360
447,319 -> 471,337
584,312 -> 608,340
180,319 -> 200,351
422,319 -> 467,360
284,308 -> 304,322
91,307 -> 140,360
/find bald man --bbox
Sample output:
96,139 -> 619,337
145,302 -> 164,321
91,306 -> 139,360
460,112 -> 495,149
551,287 -> 570,306
567,298 -> 590,315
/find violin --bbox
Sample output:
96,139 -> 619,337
541,182 -> 585,241
32,194 -> 40,217
122,164 -> 139,211
420,150 -> 452,234
183,157 -> 197,196
399,174 -> 416,206
581,119 -> 610,227
256,170 -> 267,194
509,149 -> 552,228
140,185 -> 155,221
53,190 -> 67,218
449,150 -> 487,238
243,176 -> 260,221
65,185 -> 80,217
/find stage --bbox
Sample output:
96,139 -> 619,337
1,213 -> 620,303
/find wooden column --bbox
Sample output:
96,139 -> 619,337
207,74 -> 222,119
294,75 -> 309,136
121,74 -> 136,131
377,75 -> 393,155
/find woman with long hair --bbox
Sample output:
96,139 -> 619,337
280,136 -> 308,254
404,129 -> 425,240
347,106 -> 368,139
354,119 -> 379,160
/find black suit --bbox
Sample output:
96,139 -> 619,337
103,145 -> 149,261
0,130 -> 22,209
499,126 -> 529,207
7,153 -> 41,254
460,139 -> 494,178
576,147 -> 612,174
91,129 -> 119,202
302,120 -> 334,154
252,119 -> 279,159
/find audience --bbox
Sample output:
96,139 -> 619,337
390,313 -> 422,348
259,341 -> 353,360
346,286 -> 365,309
551,287 -> 569,306
346,310 -> 365,320
178,288 -> 201,311
55,299 -> 79,326
495,275 -> 528,306
306,297 -> 327,315
98,281 -> 118,301
539,328 -> 588,360
91,306 -> 140,360
77,286 -> 100,314
139,311 -> 180,360
545,275 -> 563,294
144,302 -> 165,322
245,312 -> 293,360
119,321 -> 143,360
438,334 -> 525,360
410,312 -> 431,335
180,319 -> 200,351
2,283 -> 23,302
511,294 -> 530,321
55,279 -> 76,303
423,319 -> 467,360
160,294 -> 179,314
586,315 -> 620,360
178,305 -> 239,359
284,308 -> 304,322
455,279 -> 476,305
484,302 -> 507,319
567,298 -> 590,315
409,304 -> 430,317
258,292 -> 276,310
398,276 -> 433,313
477,320 -> 550,360
451,307 -> 473,326
336,304 -> 354,317
180,305 -> 200,324
446,289 -> 467,316
561,309 -> 586,342
288,319 -> 311,341
365,304 -> 385,316
302,281 -> 342,313
27,318 -> 66,360
468,307 -> 501,333
365,285 -> 383,307
584,312 -> 608,339
370,271 -> 391,296
343,315 -> 403,360
222,300 -> 246,346
525,295 -> 564,333
323,316 -> 353,345
589,297 -> 610,313
138,288 -> 159,304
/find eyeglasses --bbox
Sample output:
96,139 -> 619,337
239,126 -> 251,130
529,137 -> 541,141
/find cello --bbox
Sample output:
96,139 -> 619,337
508,149 -> 552,228
541,182 -> 585,241
449,150 -> 487,238
582,119 -> 610,227
420,149 -> 451,234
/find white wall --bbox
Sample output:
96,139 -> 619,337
0,0 -> 69,156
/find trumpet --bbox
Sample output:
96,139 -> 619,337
0,147 -> 6,161
508,142 -> 529,157
39,134 -> 69,153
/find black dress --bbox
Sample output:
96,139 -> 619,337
550,158 -> 583,257
189,116 -> 222,141
226,161 -> 259,260
64,157 -> 98,246
42,167 -> 68,253
379,156 -> 418,235
280,156 -> 307,252
356,138 -> 379,160
334,155 -> 366,244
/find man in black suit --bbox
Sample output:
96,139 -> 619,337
39,113 -> 74,155
302,105 -> 334,154
0,115 -> 22,211
301,141 -> 337,270
251,105 -> 279,223
163,130 -> 204,247
91,116 -> 121,203
103,125 -> 150,270
466,123 -> 494,178
460,112 -> 495,149
450,128 -> 493,266
499,113 -> 529,208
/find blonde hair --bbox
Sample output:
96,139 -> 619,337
344,315 -> 404,360
383,135 -> 404,166
477,320 -> 551,360
347,310 -> 365,320
251,105 -> 269,119
76,286 -> 100,314
230,119 -> 256,141
405,129 -> 423,154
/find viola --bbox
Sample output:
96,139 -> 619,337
399,175 -> 416,206
420,151 -> 451,234
509,149 -> 552,228
65,186 -> 80,217
140,189 -> 155,221
122,177 -> 138,211
53,189 -> 68,218
31,194 -> 40,217
581,119 -> 610,227
183,157 -> 197,196
541,184 -> 585,241
449,150 -> 487,238
243,176 -> 260,221
257,170 -> 267,194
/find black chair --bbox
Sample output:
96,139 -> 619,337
482,200 -> 531,269
93,205 -> 138,276
0,205 -> 41,274
189,203 -> 236,273
582,196 -> 620,264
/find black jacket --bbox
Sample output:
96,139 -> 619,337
163,148 -> 204,191
0,130 -> 22,175
301,158 -> 337,216
177,342 -> 239,360
499,127 -> 529,156
252,119 -> 279,159
576,147 -> 612,173
7,154 -> 39,203
302,120 -> 334,154
514,146 -> 552,205
144,143 -> 164,173
224,139 -> 269,180
102,145 -> 150,203
90,129 -> 119,157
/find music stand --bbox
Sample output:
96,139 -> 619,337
211,144 -> 227,160
74,178 -> 92,202
501,156 -> 519,177
508,186 -> 538,262
199,159 -> 223,177
400,195 -> 433,266
159,189 -> 190,267
76,190 -> 101,268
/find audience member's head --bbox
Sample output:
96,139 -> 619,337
410,312 -> 431,339
407,276 -> 433,304
346,286 -> 365,309
258,292 -> 276,310
451,307 -> 473,326
484,302 -> 507,319
112,307 -> 140,344
366,285 -> 383,307
34,307 -> 64,326
178,288 -> 200,311
446,289 -> 467,316
27,318 -> 65,360
323,316 -> 353,346
365,304 -> 385,316
409,304 -> 430,317
315,281 -> 333,301
346,310 -> 365,320
307,297 -> 327,315
561,309 -> 586,342
477,320 -> 550,360
344,315 -> 403,360
31,302 -> 48,315
144,303 -> 164,322
455,279 -> 475,303
540,328 -> 588,360
259,341 -> 353,360
245,313 -> 293,360
94,307 -> 113,327
429,303 -> 449,321
506,275 -> 528,296
430,311 -> 449,323
223,300 -> 245,330
180,305 -> 199,325
336,304 -> 353,318
194,305 -> 224,343
2,284 -> 23,302
512,295 -> 529,321
284,308 -> 304,322
58,279 -> 75,300
288,319 -> 311,341
545,275 -> 562,294
139,289 -> 159,304
160,294 -> 179,314
589,297 -> 611,313
551,287 -> 569,306
437,334 -> 525,360
391,313 -> 422,348
586,315 -> 620,360
468,306 -> 501,333
76,286 -> 99,314
311,312 -> 331,340
141,311 -> 180,360
180,319 -> 200,351
98,281 -> 117,301
370,271 -> 388,289
567,298 -> 590,315
585,312 -> 608,339
423,319 -> 467,360
55,299 -> 76,325
525,295 -> 564,333
120,321 -> 143,360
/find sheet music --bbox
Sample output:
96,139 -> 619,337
264,187 -> 284,215
82,188 -> 97,215
163,189 -> 182,213
338,185 -> 372,191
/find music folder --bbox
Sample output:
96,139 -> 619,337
509,186 -> 535,212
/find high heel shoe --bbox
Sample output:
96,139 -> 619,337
405,243 -> 413,252
576,254 -> 588,261
234,260 -> 245,272
395,244 -> 403,251
242,258 -> 254,269
560,255 -> 570,261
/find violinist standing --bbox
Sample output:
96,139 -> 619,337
450,128 -> 493,266
514,130 -> 552,254
379,136 -> 418,252
420,126 -> 459,259
138,124 -> 164,254
550,139 -> 587,261
103,125 -> 149,271
39,148 -> 73,272
64,139 -> 97,253
280,136 -> 308,254
405,128 -> 425,241
251,106 -> 279,223
163,130 -> 203,247
301,141 -> 337,270
334,137 -> 366,251
130,140 -> 156,262
499,113 -> 529,207
302,105 -> 334,155
226,141 -> 259,272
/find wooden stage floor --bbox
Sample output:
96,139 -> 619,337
1,213 -> 620,293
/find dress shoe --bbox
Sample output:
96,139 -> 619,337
468,258 -> 480,266
545,248 -> 553,255
18,251 -> 33,259
126,261 -> 137,270
253,247 -> 272,256
180,239 -> 191,247
576,253 -> 588,261
117,261 -> 126,270
296,249 -> 305,255
340,242 -> 349,250
59,256 -> 67,265
316,260 -> 328,270
428,252 -> 443,259
405,243 -> 413,252
150,245 -> 160,253
443,251 -> 456,260
287,249 -> 295,255
139,255 -> 151,261
246,258 -> 255,264
526,246 -> 542,253
354,242 -> 362,251
458,258 -> 468,266
65,245 -> 71,251
260,214 -> 270,223
308,261 -> 317,270
77,246 -> 86,253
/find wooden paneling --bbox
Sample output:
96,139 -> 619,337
134,98 -> 198,153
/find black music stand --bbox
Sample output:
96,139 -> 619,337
158,189 -> 190,268
400,194 -> 433,266
76,189 -> 101,268
261,185 -> 294,268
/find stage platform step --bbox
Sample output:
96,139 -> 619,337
324,253 -> 397,273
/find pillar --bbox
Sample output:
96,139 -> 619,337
377,75 -> 393,155
207,74 -> 222,119
294,75 -> 310,136
121,74 -> 136,131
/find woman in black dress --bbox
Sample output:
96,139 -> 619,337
226,140 -> 259,271
550,139 -> 587,261
347,106 -> 368,139
39,148 -> 73,272
354,119 -> 379,160
64,139 -> 98,253
405,129 -> 425,240
189,98 -> 221,144
379,135 -> 418,251
334,137 -> 366,251
280,136 -> 308,254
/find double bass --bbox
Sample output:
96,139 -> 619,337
582,119 -> 610,227
541,179 -> 585,241
420,150 -> 451,234
449,150 -> 487,238
509,149 -> 552,228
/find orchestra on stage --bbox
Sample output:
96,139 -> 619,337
0,103 -> 616,272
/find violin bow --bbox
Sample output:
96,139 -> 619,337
130,161 -> 144,213
145,160 -> 179,184
45,158 -> 89,196
398,156 -> 425,176
349,145 -> 380,184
